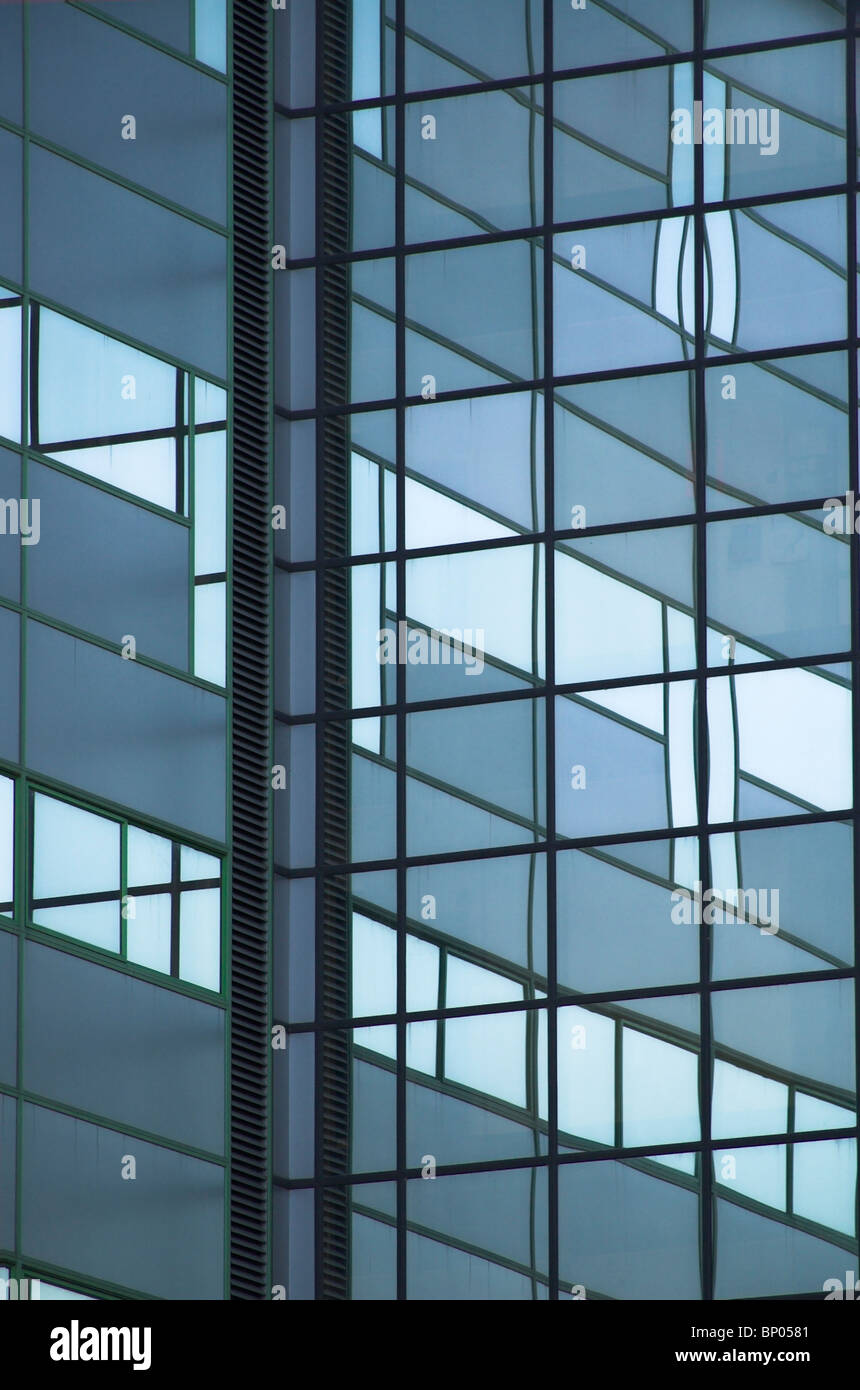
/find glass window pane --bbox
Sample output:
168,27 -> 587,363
37,308 -> 176,454
0,775 -> 12,913
555,67 -> 678,224
32,794 -> 119,899
179,887 -> 220,990
34,1282 -> 94,1302
126,893 -> 172,974
194,378 -> 227,426
34,902 -> 120,954
0,304 -> 22,443
193,429 -> 227,574
705,352 -> 848,511
194,581 -> 227,685
559,1154 -> 701,1300
127,826 -> 173,888
404,0 -> 542,90
181,845 -> 220,882
406,240 -> 542,394
445,960 -> 526,1108
406,89 -> 542,242
195,0 -> 227,72
554,219 -> 691,377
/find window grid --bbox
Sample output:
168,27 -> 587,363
274,0 -> 860,1300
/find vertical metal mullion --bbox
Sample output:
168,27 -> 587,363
542,0 -> 558,1303
394,0 -> 407,1305
175,367 -> 186,515
188,373 -> 197,676
693,0 -> 714,1305
170,840 -> 181,978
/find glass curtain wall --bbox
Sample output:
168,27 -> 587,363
274,0 -> 859,1300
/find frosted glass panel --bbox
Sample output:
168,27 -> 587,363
179,887 -> 220,990
32,795 -> 119,899
126,893 -> 172,975
127,826 -> 172,888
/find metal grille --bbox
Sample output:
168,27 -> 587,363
231,0 -> 272,1301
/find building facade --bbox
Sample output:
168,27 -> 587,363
1,0 -> 859,1303
273,0 -> 860,1301
0,0 -> 235,1300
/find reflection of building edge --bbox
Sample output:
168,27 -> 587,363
231,0 -> 272,1300
318,0 -> 353,1301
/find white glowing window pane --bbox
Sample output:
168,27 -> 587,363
351,452 -> 380,556
194,581 -> 226,686
34,1281 -> 94,1301
33,795 -> 119,898
406,544 -> 538,676
127,826 -> 172,888
557,1005 -> 615,1144
352,563 -> 383,715
406,934 -> 438,1012
181,845 -> 220,882
193,429 -> 226,575
33,901 -> 120,953
49,439 -> 176,512
702,73 -> 728,203
352,913 -> 396,1018
556,551 -> 663,684
355,1023 -> 396,1059
709,832 -> 739,904
194,377 -> 227,425
537,1007 -> 548,1119
0,305 -> 21,443
406,1021 -> 436,1075
586,683 -> 665,735
730,667 -> 852,811
352,0 -> 382,156
126,893 -> 171,975
655,216 -> 686,326
445,957 -> 525,1107
0,775 -> 12,910
670,63 -> 694,206
656,1152 -> 697,1177
793,1138 -> 856,1235
708,673 -> 737,828
794,1093 -> 855,1133
404,476 -> 514,550
705,210 -> 738,344
667,606 -> 696,672
712,1060 -> 788,1139
179,888 -> 220,990
669,678 -> 697,828
195,0 -> 227,72
715,1143 -> 786,1210
622,1028 -> 700,1148
38,309 -> 175,442
383,467 -> 396,549
405,935 -> 439,1076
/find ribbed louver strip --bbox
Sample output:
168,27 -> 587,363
231,0 -> 272,1301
